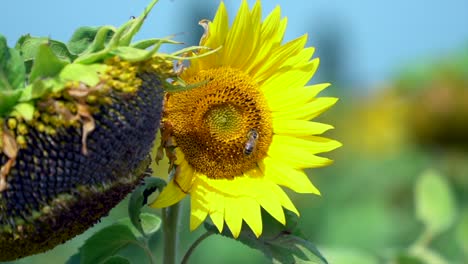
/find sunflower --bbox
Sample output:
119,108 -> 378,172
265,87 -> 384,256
151,0 -> 341,238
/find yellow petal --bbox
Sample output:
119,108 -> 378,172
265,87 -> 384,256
175,159 -> 195,192
224,197 -> 243,238
197,177 -> 226,233
239,197 -> 262,238
268,137 -> 334,169
150,179 -> 187,208
261,157 -> 320,194
266,83 -> 331,112
202,1 -> 229,48
222,0 -> 255,68
190,182 -> 209,230
273,119 -> 334,136
253,34 -> 308,83
262,58 -> 319,100
248,16 -> 288,74
282,47 -> 316,67
269,183 -> 299,215
272,97 -> 338,120
272,135 -> 342,154
256,185 -> 286,225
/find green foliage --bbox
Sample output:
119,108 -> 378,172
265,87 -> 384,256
0,35 -> 25,90
205,210 -> 328,264
29,43 -> 69,82
79,224 -> 138,264
408,246 -> 450,264
128,177 -> 166,237
101,256 -> 131,264
415,170 -> 456,235
67,176 -> 167,264
59,63 -> 106,86
67,26 -> 115,56
395,254 -> 425,264
0,34 -> 25,116
15,35 -> 75,73
0,0 -> 180,120
118,213 -> 162,238
456,209 -> 468,256
322,248 -> 379,264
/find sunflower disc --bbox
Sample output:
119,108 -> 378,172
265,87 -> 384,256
0,72 -> 164,261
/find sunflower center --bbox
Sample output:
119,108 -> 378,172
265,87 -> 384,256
205,104 -> 243,139
165,66 -> 272,179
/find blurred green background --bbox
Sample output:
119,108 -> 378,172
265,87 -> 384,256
1,0 -> 468,263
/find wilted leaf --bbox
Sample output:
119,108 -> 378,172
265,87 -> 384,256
79,224 -> 138,264
205,210 -> 328,264
415,170 -> 456,235
128,177 -> 166,237
118,213 -> 162,237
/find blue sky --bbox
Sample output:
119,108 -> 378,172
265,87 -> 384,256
1,0 -> 467,89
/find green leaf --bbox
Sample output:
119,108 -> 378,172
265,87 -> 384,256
109,43 -> 161,62
456,209 -> 468,256
118,0 -> 160,46
79,224 -> 138,264
66,252 -> 81,264
128,177 -> 166,237
59,63 -> 106,86
205,210 -> 328,264
0,34 -> 26,91
19,78 -> 62,102
12,102 -> 35,121
117,213 -> 162,237
321,248 -> 378,264
0,89 -> 22,116
131,38 -> 181,49
395,254 -> 425,264
409,246 -> 450,264
29,43 -> 69,82
68,26 -> 115,55
15,35 -> 74,72
102,256 -> 131,264
415,170 -> 456,235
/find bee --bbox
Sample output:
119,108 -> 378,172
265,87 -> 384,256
244,129 -> 259,156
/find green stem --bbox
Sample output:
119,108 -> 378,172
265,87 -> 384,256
162,202 -> 182,264
131,240 -> 155,264
181,231 -> 214,264
412,228 -> 433,249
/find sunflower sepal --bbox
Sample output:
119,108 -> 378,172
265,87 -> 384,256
203,210 -> 329,264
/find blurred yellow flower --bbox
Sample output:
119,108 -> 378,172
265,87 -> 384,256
151,0 -> 340,238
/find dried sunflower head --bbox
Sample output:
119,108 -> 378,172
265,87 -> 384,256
0,1 -> 182,260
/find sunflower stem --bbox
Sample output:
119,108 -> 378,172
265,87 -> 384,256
181,231 -> 214,264
162,202 -> 182,264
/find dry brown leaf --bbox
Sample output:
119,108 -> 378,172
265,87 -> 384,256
77,104 -> 96,155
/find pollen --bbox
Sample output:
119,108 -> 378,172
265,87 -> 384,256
165,66 -> 272,179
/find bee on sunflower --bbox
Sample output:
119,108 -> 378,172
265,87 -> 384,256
152,0 -> 341,238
